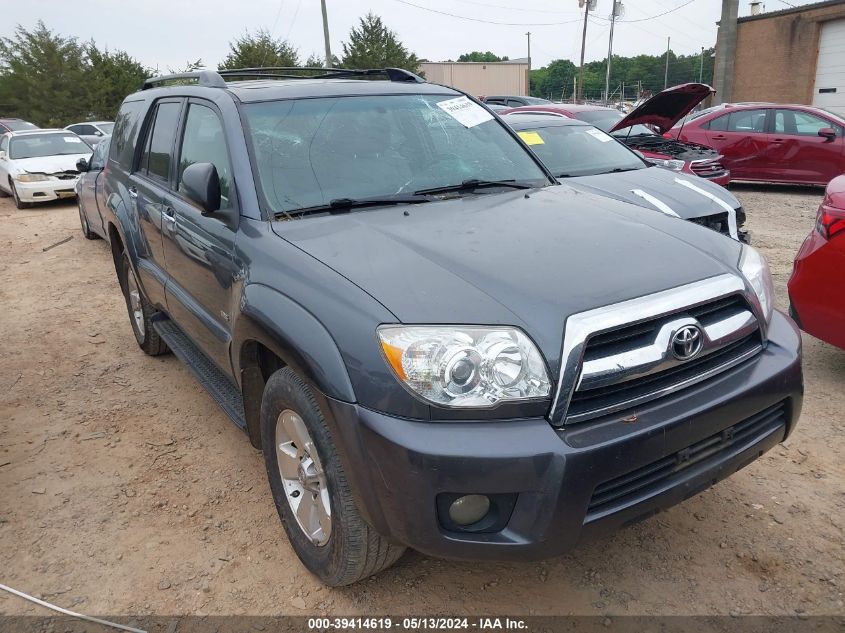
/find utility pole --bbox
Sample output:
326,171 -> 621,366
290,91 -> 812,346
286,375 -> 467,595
604,0 -> 620,106
699,46 -> 705,82
320,0 -> 333,68
526,31 -> 531,70
577,0 -> 591,102
664,37 -> 670,88
713,0 -> 739,104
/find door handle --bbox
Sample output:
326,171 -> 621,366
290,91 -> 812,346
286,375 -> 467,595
711,135 -> 726,140
128,186 -> 138,199
162,206 -> 177,225
772,138 -> 785,143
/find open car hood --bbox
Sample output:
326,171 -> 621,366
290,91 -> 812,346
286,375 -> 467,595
610,83 -> 715,134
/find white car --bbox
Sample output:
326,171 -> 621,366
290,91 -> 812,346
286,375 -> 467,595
0,129 -> 93,209
64,121 -> 113,147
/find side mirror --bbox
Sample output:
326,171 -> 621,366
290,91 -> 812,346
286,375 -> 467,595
180,162 -> 220,215
0,150 -> 6,160
76,158 -> 90,173
818,127 -> 836,141
95,130 -> 103,136
633,150 -> 646,160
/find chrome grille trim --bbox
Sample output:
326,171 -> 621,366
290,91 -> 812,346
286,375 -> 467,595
576,309 -> 758,392
548,274 -> 766,426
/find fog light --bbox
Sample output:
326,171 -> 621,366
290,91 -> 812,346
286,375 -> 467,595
448,494 -> 490,526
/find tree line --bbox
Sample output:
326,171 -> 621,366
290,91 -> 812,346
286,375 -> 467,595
530,49 -> 716,102
0,13 -> 419,127
0,13 -> 714,128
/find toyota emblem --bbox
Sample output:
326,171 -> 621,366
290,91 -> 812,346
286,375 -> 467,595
671,324 -> 703,361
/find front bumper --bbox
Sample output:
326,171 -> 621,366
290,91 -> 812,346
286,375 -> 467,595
14,178 -> 79,203
327,311 -> 802,561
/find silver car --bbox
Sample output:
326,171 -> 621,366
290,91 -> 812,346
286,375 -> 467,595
64,121 -> 114,147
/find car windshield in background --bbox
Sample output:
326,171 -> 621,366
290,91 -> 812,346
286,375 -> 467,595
4,120 -> 38,132
522,97 -> 553,105
242,94 -> 549,215
98,123 -> 114,134
10,133 -> 90,159
516,125 -> 646,178
575,110 -> 654,137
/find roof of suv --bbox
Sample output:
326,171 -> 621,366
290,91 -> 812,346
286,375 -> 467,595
134,68 -> 461,103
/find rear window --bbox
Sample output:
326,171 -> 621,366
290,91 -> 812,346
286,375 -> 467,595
9,133 -> 90,159
3,120 -> 38,132
110,100 -> 145,170
575,110 -> 654,136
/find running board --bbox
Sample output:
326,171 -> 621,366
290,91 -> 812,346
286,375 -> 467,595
152,316 -> 247,430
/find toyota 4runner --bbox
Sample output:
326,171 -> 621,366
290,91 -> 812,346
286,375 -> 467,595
99,67 -> 803,586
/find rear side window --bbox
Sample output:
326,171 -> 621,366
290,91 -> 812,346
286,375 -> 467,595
110,100 -> 145,170
710,109 -> 767,133
177,103 -> 232,207
139,101 -> 181,182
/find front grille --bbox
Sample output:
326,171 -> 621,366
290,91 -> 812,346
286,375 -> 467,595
586,401 -> 787,518
567,295 -> 761,424
690,161 -> 728,179
53,171 -> 79,180
689,211 -> 731,236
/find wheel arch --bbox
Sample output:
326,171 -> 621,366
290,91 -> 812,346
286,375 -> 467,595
233,283 -> 356,449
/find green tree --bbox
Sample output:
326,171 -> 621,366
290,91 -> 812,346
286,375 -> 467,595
218,29 -> 298,69
85,45 -> 149,119
457,51 -> 509,63
340,13 -> 419,72
0,21 -> 87,126
167,58 -> 205,74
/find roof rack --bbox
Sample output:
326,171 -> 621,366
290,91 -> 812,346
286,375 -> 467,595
142,67 -> 425,90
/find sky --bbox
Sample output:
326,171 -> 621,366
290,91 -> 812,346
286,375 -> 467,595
1,0 -> 827,71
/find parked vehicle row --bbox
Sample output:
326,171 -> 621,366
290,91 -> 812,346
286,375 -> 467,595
82,67 -> 802,587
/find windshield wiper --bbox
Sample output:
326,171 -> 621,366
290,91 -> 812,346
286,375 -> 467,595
413,178 -> 535,196
278,195 -> 431,218
601,167 -> 643,174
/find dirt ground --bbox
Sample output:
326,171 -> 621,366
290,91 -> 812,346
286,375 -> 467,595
1,186 -> 843,619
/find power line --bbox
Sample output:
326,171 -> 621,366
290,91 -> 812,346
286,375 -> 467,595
450,0 -> 579,14
389,0 -> 585,26
620,0 -> 698,23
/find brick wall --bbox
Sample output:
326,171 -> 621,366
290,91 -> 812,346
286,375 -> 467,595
728,1 -> 845,104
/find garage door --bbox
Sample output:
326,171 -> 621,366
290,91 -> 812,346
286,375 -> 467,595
813,19 -> 845,117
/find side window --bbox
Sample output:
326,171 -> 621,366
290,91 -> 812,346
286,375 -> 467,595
67,125 -> 82,134
706,114 -> 729,131
0,136 -> 8,153
777,109 -> 841,136
177,103 -> 232,207
110,100 -> 145,170
139,101 -> 181,182
507,99 -> 524,108
725,109 -> 767,133
75,124 -> 97,136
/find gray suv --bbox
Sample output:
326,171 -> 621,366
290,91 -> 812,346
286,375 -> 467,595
100,67 -> 802,586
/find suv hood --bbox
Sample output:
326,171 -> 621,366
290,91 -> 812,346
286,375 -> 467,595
610,83 -> 715,134
567,166 -> 739,221
273,187 -> 742,359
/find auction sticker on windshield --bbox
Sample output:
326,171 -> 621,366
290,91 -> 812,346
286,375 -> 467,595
436,96 -> 493,128
517,131 -> 545,145
585,128 -> 612,142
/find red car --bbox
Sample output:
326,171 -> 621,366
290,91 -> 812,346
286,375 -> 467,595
502,83 -> 731,186
667,103 -> 845,185
788,175 -> 845,349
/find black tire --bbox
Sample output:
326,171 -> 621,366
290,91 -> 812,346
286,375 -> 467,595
119,252 -> 168,356
261,367 -> 405,586
78,200 -> 99,240
10,181 -> 30,209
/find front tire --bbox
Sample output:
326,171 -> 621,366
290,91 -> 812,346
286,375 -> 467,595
261,367 -> 405,586
11,181 -> 30,209
119,252 -> 168,356
79,200 -> 98,240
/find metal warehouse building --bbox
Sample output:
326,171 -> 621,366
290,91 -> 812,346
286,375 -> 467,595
418,59 -> 530,98
714,0 -> 845,115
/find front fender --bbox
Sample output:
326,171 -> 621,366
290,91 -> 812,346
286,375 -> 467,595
233,283 -> 356,403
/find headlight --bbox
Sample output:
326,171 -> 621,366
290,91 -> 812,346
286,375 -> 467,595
377,325 -> 551,407
738,245 -> 774,324
16,173 -> 50,183
648,158 -> 686,171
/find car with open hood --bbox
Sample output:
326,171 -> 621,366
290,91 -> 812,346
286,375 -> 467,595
502,83 -> 731,186
101,67 -> 802,586
666,103 -> 845,186
0,129 -> 91,208
502,113 -> 748,242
